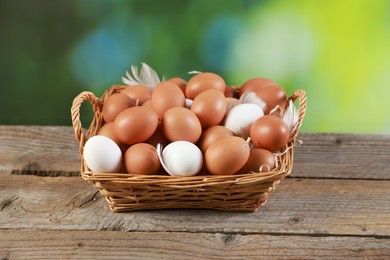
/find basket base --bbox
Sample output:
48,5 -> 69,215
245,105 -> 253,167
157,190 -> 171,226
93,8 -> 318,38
84,163 -> 288,213
104,193 -> 271,212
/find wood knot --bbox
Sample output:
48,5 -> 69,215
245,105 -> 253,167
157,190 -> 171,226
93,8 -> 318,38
289,216 -> 303,224
335,138 -> 342,144
223,234 -> 236,245
0,200 -> 13,212
77,242 -> 85,247
0,196 -> 17,212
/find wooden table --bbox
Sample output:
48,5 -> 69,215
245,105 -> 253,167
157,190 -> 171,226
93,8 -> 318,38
0,126 -> 389,259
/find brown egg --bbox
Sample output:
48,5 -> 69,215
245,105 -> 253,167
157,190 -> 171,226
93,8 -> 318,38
113,106 -> 158,145
205,136 -> 250,175
120,85 -> 152,105
185,72 -> 226,100
162,107 -> 202,143
97,122 -> 128,152
198,125 -> 233,153
256,85 -> 287,114
142,99 -> 152,109
167,77 -> 187,95
102,93 -> 135,123
250,115 -> 289,152
190,89 -> 227,129
124,143 -> 161,175
237,148 -> 276,174
239,78 -> 278,97
151,81 -> 186,119
145,124 -> 170,147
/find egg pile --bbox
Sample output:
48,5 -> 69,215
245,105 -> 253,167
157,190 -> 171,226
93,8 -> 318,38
83,72 -> 296,177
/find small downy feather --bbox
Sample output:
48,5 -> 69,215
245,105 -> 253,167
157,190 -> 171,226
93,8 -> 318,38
122,63 -> 161,88
238,92 -> 267,111
283,100 -> 299,132
225,91 -> 266,117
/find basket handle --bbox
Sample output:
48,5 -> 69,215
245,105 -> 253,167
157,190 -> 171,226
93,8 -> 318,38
288,89 -> 307,140
71,91 -> 101,153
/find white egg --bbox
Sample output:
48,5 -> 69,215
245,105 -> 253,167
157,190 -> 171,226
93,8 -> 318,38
157,141 -> 203,176
224,103 -> 264,137
83,135 -> 122,173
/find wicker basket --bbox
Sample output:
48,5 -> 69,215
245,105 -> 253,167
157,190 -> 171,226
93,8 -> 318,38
71,86 -> 307,212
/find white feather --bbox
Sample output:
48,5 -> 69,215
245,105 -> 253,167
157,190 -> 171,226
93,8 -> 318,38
122,63 -> 161,88
188,70 -> 202,75
283,100 -> 299,132
141,62 -> 160,86
238,91 -> 267,111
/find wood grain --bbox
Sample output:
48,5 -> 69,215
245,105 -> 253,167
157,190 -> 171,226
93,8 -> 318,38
1,126 -> 389,179
292,133 -> 390,179
0,126 -> 80,176
1,174 -> 389,236
0,229 -> 389,260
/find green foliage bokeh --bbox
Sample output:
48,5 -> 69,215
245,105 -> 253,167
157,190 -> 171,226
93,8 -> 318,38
0,0 -> 389,133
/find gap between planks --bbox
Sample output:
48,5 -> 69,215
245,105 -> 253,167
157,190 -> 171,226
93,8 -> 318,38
1,227 -> 390,240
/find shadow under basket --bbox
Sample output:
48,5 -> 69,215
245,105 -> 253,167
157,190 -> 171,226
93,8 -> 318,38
71,86 -> 307,212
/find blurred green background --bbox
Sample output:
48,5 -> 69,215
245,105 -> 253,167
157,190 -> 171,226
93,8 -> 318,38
1,0 -> 389,133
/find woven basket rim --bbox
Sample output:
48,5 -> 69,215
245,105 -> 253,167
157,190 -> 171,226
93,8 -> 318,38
80,163 -> 292,184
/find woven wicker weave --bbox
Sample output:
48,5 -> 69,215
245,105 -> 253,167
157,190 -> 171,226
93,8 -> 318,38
71,86 -> 307,212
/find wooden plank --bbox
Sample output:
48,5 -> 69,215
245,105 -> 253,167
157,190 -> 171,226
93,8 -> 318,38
1,126 -> 390,179
293,133 -> 390,179
0,126 -> 80,176
1,175 -> 389,236
0,229 -> 389,260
